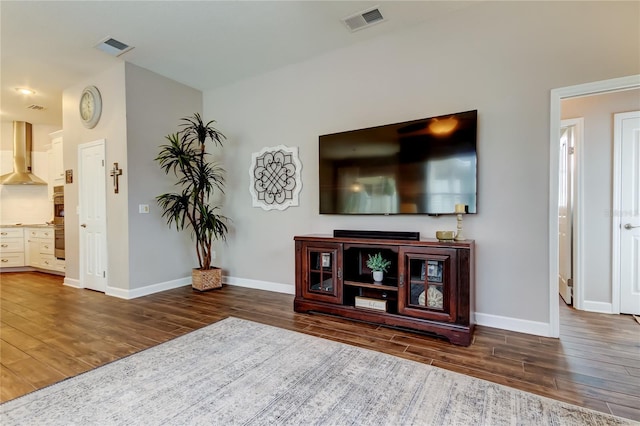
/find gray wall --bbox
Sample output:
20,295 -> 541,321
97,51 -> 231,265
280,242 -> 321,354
125,63 -> 202,289
63,62 -> 202,294
204,1 -> 640,332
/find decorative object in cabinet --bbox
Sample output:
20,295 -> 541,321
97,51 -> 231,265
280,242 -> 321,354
294,234 -> 474,346
398,247 -> 457,323
0,227 -> 25,268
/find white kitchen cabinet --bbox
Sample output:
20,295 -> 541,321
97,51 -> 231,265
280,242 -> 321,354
0,227 -> 25,268
48,130 -> 64,199
26,227 -> 58,271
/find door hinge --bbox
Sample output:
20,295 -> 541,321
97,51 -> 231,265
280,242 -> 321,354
102,160 -> 105,167
103,271 -> 106,278
569,147 -> 575,155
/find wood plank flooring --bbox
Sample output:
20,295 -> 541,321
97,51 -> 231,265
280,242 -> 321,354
1,272 -> 639,421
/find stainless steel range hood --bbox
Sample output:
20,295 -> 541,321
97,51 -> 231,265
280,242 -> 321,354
0,121 -> 47,185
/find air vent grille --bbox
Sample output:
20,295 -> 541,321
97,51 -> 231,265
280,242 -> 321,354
27,105 -> 46,111
95,36 -> 134,57
342,7 -> 385,32
104,38 -> 129,51
362,9 -> 383,24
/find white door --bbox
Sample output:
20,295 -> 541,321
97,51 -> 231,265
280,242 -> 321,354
79,140 -> 107,292
615,111 -> 640,315
558,122 -> 576,304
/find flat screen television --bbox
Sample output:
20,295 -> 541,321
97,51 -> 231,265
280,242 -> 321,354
319,110 -> 477,215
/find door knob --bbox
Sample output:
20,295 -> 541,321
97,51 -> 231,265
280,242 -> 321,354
81,224 -> 87,228
624,223 -> 639,230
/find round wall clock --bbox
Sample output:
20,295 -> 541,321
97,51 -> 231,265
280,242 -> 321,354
79,85 -> 102,129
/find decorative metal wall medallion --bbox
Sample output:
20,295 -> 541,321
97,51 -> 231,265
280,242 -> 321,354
249,145 -> 302,211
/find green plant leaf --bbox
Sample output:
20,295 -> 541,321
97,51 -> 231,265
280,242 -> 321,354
366,252 -> 391,272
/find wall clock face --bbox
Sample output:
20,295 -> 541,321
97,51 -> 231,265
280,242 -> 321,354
79,85 -> 102,129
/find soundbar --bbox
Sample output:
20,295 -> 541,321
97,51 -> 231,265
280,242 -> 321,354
333,230 -> 420,241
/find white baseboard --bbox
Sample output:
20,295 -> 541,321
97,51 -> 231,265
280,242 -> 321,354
63,277 -> 82,288
582,300 -> 614,314
224,275 -> 295,295
61,274 -> 293,299
106,277 -> 192,300
0,266 -> 32,273
475,312 -> 552,337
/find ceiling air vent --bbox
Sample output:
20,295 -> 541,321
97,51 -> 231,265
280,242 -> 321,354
27,104 -> 46,111
342,6 -> 385,32
95,37 -> 134,57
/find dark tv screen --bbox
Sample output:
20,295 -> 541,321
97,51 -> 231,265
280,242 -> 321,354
319,110 -> 477,215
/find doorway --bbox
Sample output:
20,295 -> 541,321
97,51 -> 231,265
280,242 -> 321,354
558,118 -> 582,306
78,139 -> 108,292
549,75 -> 640,337
613,111 -> 640,315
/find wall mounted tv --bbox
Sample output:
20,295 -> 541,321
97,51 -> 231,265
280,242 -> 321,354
319,110 -> 477,215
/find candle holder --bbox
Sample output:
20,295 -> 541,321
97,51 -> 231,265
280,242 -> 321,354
454,204 -> 466,241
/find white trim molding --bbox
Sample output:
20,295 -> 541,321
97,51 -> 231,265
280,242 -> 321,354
224,275 -> 295,295
63,277 -> 82,288
62,274 -> 294,299
105,276 -> 192,300
582,301 -> 614,314
560,118 -> 585,311
475,312 -> 552,337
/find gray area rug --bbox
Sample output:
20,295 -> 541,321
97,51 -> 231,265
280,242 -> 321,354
0,317 -> 632,425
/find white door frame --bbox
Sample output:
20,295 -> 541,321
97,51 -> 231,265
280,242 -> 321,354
548,74 -> 640,337
558,118 -> 583,308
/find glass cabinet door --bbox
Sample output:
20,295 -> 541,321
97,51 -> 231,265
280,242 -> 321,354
398,248 -> 457,322
301,243 -> 342,303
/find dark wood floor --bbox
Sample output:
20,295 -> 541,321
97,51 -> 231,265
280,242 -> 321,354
1,272 -> 639,421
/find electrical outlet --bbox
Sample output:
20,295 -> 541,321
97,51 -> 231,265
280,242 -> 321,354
139,204 -> 149,214
211,250 -> 216,260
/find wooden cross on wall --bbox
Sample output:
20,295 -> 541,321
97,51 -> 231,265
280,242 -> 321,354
110,162 -> 123,194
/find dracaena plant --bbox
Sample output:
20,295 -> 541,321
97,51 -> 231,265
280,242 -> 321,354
155,113 -> 229,270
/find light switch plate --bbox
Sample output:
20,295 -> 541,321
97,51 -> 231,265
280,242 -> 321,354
139,204 -> 149,214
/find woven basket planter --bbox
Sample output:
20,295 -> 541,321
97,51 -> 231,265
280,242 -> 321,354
192,267 -> 222,291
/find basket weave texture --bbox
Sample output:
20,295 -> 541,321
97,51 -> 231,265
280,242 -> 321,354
192,267 -> 222,291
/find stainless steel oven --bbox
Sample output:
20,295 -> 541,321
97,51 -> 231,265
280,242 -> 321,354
53,185 -> 65,260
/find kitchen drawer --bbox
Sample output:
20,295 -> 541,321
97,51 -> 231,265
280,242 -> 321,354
0,253 -> 25,268
0,238 -> 25,253
27,228 -> 54,240
0,228 -> 24,240
40,241 -> 54,255
40,254 -> 56,269
55,258 -> 66,272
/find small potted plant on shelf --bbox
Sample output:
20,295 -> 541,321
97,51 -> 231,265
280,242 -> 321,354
366,252 -> 391,283
155,113 -> 230,291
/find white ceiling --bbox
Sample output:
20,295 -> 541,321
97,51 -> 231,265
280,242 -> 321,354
1,1 -> 473,127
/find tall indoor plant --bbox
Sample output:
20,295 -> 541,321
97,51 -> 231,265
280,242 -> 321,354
156,113 -> 229,290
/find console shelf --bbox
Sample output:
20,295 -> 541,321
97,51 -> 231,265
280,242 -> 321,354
294,234 -> 475,346
344,281 -> 398,292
